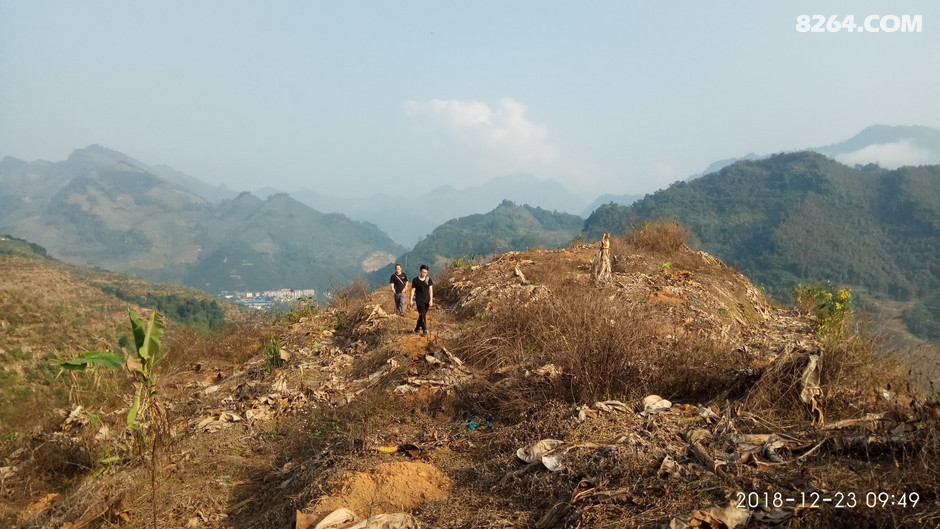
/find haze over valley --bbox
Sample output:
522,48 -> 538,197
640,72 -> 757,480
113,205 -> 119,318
3,123 -> 940,341
2,4 -> 940,526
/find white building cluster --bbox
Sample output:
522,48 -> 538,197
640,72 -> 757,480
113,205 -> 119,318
222,288 -> 316,310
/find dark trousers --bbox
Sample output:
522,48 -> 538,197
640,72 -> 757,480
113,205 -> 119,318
415,301 -> 430,332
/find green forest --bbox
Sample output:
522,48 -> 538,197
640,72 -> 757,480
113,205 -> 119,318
373,200 -> 583,281
0,235 -> 50,259
98,286 -> 226,331
583,152 -> 940,340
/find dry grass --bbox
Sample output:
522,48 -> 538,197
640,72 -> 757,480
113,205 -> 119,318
622,219 -> 691,254
163,312 -> 273,372
743,326 -> 912,430
7,234 -> 940,528
819,335 -> 905,410
330,278 -> 371,312
453,284 -> 741,412
898,341 -> 940,398
0,255 -> 253,464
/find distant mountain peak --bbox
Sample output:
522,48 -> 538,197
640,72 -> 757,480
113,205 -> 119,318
817,124 -> 940,169
66,144 -> 148,174
817,124 -> 940,152
688,124 -> 940,182
70,144 -> 134,160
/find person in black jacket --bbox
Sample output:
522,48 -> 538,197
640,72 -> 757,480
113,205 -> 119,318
410,264 -> 433,335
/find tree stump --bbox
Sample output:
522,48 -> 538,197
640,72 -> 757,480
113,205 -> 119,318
591,232 -> 612,283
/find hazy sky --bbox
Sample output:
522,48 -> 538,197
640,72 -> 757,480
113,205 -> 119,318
2,1 -> 938,199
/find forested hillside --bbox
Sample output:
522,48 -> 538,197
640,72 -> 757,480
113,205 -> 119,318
583,152 -> 940,340
372,200 -> 583,281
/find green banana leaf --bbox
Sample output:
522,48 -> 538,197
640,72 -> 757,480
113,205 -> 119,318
129,308 -> 164,362
59,350 -> 125,371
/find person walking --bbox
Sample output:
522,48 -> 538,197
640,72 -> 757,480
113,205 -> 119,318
410,264 -> 433,336
389,263 -> 408,316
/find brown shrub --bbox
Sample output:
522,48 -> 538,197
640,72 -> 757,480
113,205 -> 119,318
743,334 -> 909,427
453,285 -> 739,408
742,352 -> 821,427
622,220 -> 690,254
162,312 -> 273,373
898,341 -> 940,399
819,335 -> 891,407
330,278 -> 370,311
328,278 -> 375,336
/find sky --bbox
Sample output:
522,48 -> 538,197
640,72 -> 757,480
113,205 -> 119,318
1,1 -> 939,200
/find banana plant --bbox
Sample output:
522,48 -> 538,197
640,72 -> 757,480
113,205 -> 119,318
60,309 -> 164,428
126,309 -> 163,428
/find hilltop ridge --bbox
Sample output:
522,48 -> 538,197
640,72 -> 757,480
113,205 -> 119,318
2,226 -> 937,528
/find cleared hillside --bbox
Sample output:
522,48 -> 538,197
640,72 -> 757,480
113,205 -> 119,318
0,236 -> 245,445
3,227 -> 938,528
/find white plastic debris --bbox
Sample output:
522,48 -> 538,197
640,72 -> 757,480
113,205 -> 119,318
641,395 -> 672,415
516,439 -> 565,464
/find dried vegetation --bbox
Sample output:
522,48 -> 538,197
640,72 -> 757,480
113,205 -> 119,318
2,223 -> 939,528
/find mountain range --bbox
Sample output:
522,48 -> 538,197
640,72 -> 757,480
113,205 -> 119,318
3,125 -> 939,341
26,125 -> 933,251
278,173 -> 589,247
0,146 -> 589,298
0,146 -> 403,295
125,165 -> 594,248
289,124 -> 940,245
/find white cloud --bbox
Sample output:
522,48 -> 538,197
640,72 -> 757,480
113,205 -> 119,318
402,97 -> 559,169
834,139 -> 939,169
